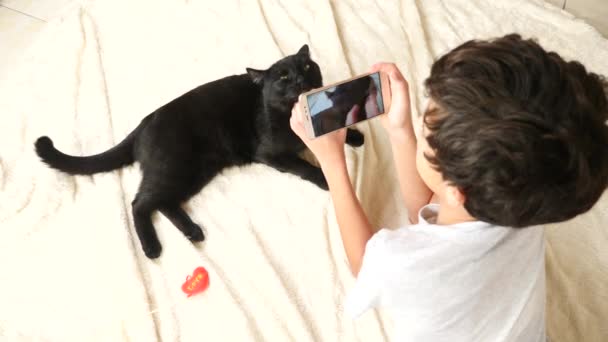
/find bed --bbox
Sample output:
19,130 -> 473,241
1,0 -> 607,341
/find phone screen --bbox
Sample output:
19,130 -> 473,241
306,72 -> 384,136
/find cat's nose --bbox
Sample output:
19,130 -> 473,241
296,76 -> 304,87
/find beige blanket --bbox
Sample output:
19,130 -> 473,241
1,0 -> 606,341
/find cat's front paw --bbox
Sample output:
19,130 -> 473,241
346,129 -> 364,147
307,169 -> 329,190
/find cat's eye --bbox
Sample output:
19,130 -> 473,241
304,64 -> 310,71
280,71 -> 289,80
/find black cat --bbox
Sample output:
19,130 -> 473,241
34,45 -> 364,258
312,75 -> 373,134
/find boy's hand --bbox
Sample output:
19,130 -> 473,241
290,102 -> 347,168
369,63 -> 414,135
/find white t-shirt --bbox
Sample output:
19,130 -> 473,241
345,204 -> 546,342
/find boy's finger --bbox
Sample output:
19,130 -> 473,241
368,62 -> 386,73
371,62 -> 397,74
290,111 -> 306,139
294,103 -> 305,122
370,63 -> 408,90
290,109 -> 299,130
387,66 -> 405,83
388,70 -> 409,94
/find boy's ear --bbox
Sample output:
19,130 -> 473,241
297,44 -> 310,57
445,184 -> 466,207
246,68 -> 265,85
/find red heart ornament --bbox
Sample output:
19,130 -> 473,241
181,266 -> 210,297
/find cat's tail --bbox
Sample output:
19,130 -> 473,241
34,120 -> 145,175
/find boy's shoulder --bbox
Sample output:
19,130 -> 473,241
366,204 -> 543,269
372,204 -> 505,246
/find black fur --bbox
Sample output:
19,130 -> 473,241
35,45 -> 364,259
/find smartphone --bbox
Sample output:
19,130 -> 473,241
298,71 -> 391,138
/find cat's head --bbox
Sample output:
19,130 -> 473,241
246,45 -> 322,112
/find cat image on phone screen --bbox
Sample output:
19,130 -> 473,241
310,73 -> 383,136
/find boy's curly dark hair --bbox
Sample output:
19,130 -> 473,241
423,34 -> 608,227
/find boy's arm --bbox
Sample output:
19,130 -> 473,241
370,63 -> 433,223
289,103 -> 373,277
388,128 -> 433,224
321,159 -> 373,276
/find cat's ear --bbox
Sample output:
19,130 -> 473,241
246,68 -> 266,85
297,44 -> 310,57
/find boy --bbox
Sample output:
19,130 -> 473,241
290,34 -> 608,341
